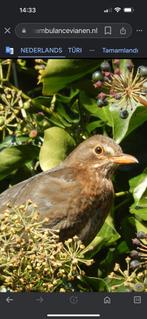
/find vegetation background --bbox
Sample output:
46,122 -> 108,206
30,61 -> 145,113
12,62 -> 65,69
0,58 -> 146,292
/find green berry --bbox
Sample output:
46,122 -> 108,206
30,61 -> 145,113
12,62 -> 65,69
100,61 -> 111,71
138,65 -> 147,76
134,283 -> 145,292
142,81 -> 147,93
92,71 -> 103,82
42,120 -> 50,129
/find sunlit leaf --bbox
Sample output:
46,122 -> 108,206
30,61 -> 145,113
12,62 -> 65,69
39,127 -> 76,171
0,145 -> 39,181
40,59 -> 100,95
129,169 -> 147,221
84,215 -> 120,258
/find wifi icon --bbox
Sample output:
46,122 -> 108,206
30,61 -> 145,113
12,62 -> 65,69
114,7 -> 121,13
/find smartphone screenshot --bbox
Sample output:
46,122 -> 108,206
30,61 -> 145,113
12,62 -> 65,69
0,0 -> 146,318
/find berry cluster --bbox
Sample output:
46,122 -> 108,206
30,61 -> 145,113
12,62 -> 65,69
92,60 -> 147,119
130,231 -> 147,270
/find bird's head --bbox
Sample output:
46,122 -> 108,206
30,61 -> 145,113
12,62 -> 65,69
64,135 -> 138,178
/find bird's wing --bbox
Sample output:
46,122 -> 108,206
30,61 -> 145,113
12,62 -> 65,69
0,166 -> 82,229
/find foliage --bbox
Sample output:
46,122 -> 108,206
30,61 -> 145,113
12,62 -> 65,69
0,58 -> 146,292
0,201 -> 93,292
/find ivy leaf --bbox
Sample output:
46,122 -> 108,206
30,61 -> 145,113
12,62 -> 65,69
0,145 -> 39,181
84,215 -> 120,258
129,169 -> 147,221
40,59 -> 100,95
39,127 -> 76,171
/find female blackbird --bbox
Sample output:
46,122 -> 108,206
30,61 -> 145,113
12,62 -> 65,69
0,135 -> 138,244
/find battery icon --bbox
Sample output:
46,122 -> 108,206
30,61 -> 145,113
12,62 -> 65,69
123,7 -> 134,13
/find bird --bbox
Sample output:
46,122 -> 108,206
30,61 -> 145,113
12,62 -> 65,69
0,135 -> 138,244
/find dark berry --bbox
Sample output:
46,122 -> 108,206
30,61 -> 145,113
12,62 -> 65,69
120,110 -> 129,119
132,238 -> 140,245
114,93 -> 121,100
97,98 -> 108,107
137,231 -> 146,239
94,80 -> 103,88
103,99 -> 108,106
126,60 -> 134,71
100,61 -> 111,72
97,99 -> 104,107
130,260 -> 140,269
138,65 -> 147,77
130,250 -> 139,258
92,71 -> 103,82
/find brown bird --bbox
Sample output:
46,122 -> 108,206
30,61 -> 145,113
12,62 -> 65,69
0,135 -> 138,244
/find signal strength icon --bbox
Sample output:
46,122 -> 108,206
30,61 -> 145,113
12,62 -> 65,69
114,7 -> 121,13
104,8 -> 112,13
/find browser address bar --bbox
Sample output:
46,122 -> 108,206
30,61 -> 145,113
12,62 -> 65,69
15,23 -> 132,38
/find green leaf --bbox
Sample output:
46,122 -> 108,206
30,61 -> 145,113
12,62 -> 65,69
80,91 -> 113,131
40,59 -> 100,95
84,215 -> 120,258
82,276 -> 109,292
130,203 -> 147,221
129,169 -> 147,202
115,59 -> 130,76
0,145 -> 39,181
86,120 -> 104,133
129,169 -> 147,221
109,103 -> 137,143
80,91 -> 139,143
56,102 -> 80,124
129,217 -> 147,233
126,106 -> 147,137
39,127 -> 76,171
47,113 -> 72,128
105,277 -> 130,292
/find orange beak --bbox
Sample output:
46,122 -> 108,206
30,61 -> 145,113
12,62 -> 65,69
110,153 -> 139,165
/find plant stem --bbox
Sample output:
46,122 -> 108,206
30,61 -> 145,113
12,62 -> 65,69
9,83 -> 54,115
115,191 -> 130,197
114,197 -> 131,211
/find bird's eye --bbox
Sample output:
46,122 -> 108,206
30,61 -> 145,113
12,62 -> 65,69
95,146 -> 103,154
